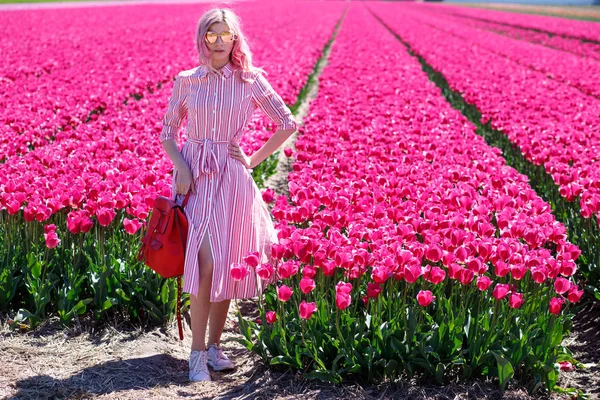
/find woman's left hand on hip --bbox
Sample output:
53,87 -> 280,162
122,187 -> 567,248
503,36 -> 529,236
229,141 -> 253,169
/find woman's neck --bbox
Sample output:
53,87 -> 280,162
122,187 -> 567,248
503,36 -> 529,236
211,59 -> 230,70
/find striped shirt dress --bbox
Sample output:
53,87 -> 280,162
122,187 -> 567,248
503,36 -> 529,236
158,61 -> 298,302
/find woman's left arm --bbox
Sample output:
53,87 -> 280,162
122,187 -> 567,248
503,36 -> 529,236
232,72 -> 298,169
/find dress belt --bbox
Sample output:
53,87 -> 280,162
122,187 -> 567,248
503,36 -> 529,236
186,137 -> 230,179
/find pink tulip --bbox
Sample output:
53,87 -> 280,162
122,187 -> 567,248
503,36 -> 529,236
271,243 -> 285,260
549,297 -> 564,315
554,277 -> 571,295
426,266 -> 446,284
567,286 -> 583,303
492,283 -> 510,300
336,292 -> 351,310
532,266 -> 547,284
96,207 -> 116,227
262,188 -> 275,204
278,260 -> 300,279
243,251 -> 260,268
459,269 -> 474,285
44,231 -> 61,249
266,311 -> 277,324
336,281 -> 353,295
404,264 -> 422,283
284,147 -> 293,157
494,260 -> 511,278
511,264 -> 527,280
560,260 -> 577,277
367,282 -> 382,298
230,263 -> 249,281
372,265 -> 392,284
321,260 -> 336,276
508,292 -> 524,309
476,275 -> 492,291
277,285 -> 293,302
299,300 -> 317,320
302,265 -> 316,278
300,277 -> 316,294
417,290 -> 435,306
256,263 -> 274,280
123,218 -> 142,234
558,361 -> 575,372
426,244 -> 443,262
43,224 -> 57,234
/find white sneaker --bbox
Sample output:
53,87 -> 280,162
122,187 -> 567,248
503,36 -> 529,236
207,343 -> 235,371
189,349 -> 211,382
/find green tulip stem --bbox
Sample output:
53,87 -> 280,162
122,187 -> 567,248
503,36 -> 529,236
401,285 -> 408,329
278,299 -> 288,351
482,300 -> 500,352
387,279 -> 393,323
40,248 -> 50,284
336,309 -> 345,349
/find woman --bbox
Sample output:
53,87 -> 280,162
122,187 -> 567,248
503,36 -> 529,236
158,8 -> 298,382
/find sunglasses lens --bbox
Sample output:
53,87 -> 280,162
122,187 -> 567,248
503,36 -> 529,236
205,33 -> 217,43
221,31 -> 234,43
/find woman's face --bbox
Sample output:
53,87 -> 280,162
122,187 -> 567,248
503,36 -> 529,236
205,22 -> 235,63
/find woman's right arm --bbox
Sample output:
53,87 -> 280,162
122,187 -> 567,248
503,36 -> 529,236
159,74 -> 195,194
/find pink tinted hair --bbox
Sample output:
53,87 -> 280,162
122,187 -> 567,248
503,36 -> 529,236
195,8 -> 265,82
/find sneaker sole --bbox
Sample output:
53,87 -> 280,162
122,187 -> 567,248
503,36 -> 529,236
189,375 -> 212,382
207,361 -> 235,371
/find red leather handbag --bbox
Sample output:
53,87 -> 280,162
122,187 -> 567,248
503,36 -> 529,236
137,191 -> 191,340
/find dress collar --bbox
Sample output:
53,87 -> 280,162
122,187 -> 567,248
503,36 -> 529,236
206,61 -> 233,79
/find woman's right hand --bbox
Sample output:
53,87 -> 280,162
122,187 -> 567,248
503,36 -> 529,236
175,165 -> 196,195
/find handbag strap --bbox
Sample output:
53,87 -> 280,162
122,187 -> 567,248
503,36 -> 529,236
174,207 -> 188,341
173,191 -> 192,209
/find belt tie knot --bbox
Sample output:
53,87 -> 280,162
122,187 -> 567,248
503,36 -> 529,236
186,138 -> 230,181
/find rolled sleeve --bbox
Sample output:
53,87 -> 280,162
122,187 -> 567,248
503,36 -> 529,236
251,72 -> 298,132
159,74 -> 187,143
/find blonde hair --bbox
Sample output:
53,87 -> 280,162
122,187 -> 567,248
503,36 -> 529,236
195,7 -> 265,83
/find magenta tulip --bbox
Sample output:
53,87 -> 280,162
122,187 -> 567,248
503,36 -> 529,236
230,263 -> 249,281
417,290 -> 435,306
549,297 -> 564,315
243,251 -> 260,268
266,311 -> 277,324
492,283 -> 510,300
299,300 -> 317,320
300,277 -> 316,294
554,277 -> 571,295
476,275 -> 492,291
277,285 -> 293,302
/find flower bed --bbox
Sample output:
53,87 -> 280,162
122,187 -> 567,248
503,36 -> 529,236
235,4 -> 582,393
0,1 -> 345,328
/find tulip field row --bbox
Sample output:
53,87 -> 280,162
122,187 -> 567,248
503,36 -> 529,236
422,2 -> 600,42
0,1 -> 345,326
369,3 -> 600,286
428,11 -> 600,61
402,7 -> 600,99
235,4 -> 583,391
0,1 -> 340,163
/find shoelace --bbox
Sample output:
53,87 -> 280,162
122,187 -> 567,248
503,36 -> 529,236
210,345 -> 224,362
192,351 -> 209,374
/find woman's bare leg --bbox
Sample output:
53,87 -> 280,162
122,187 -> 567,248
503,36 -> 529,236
208,299 -> 231,347
189,230 -> 213,351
